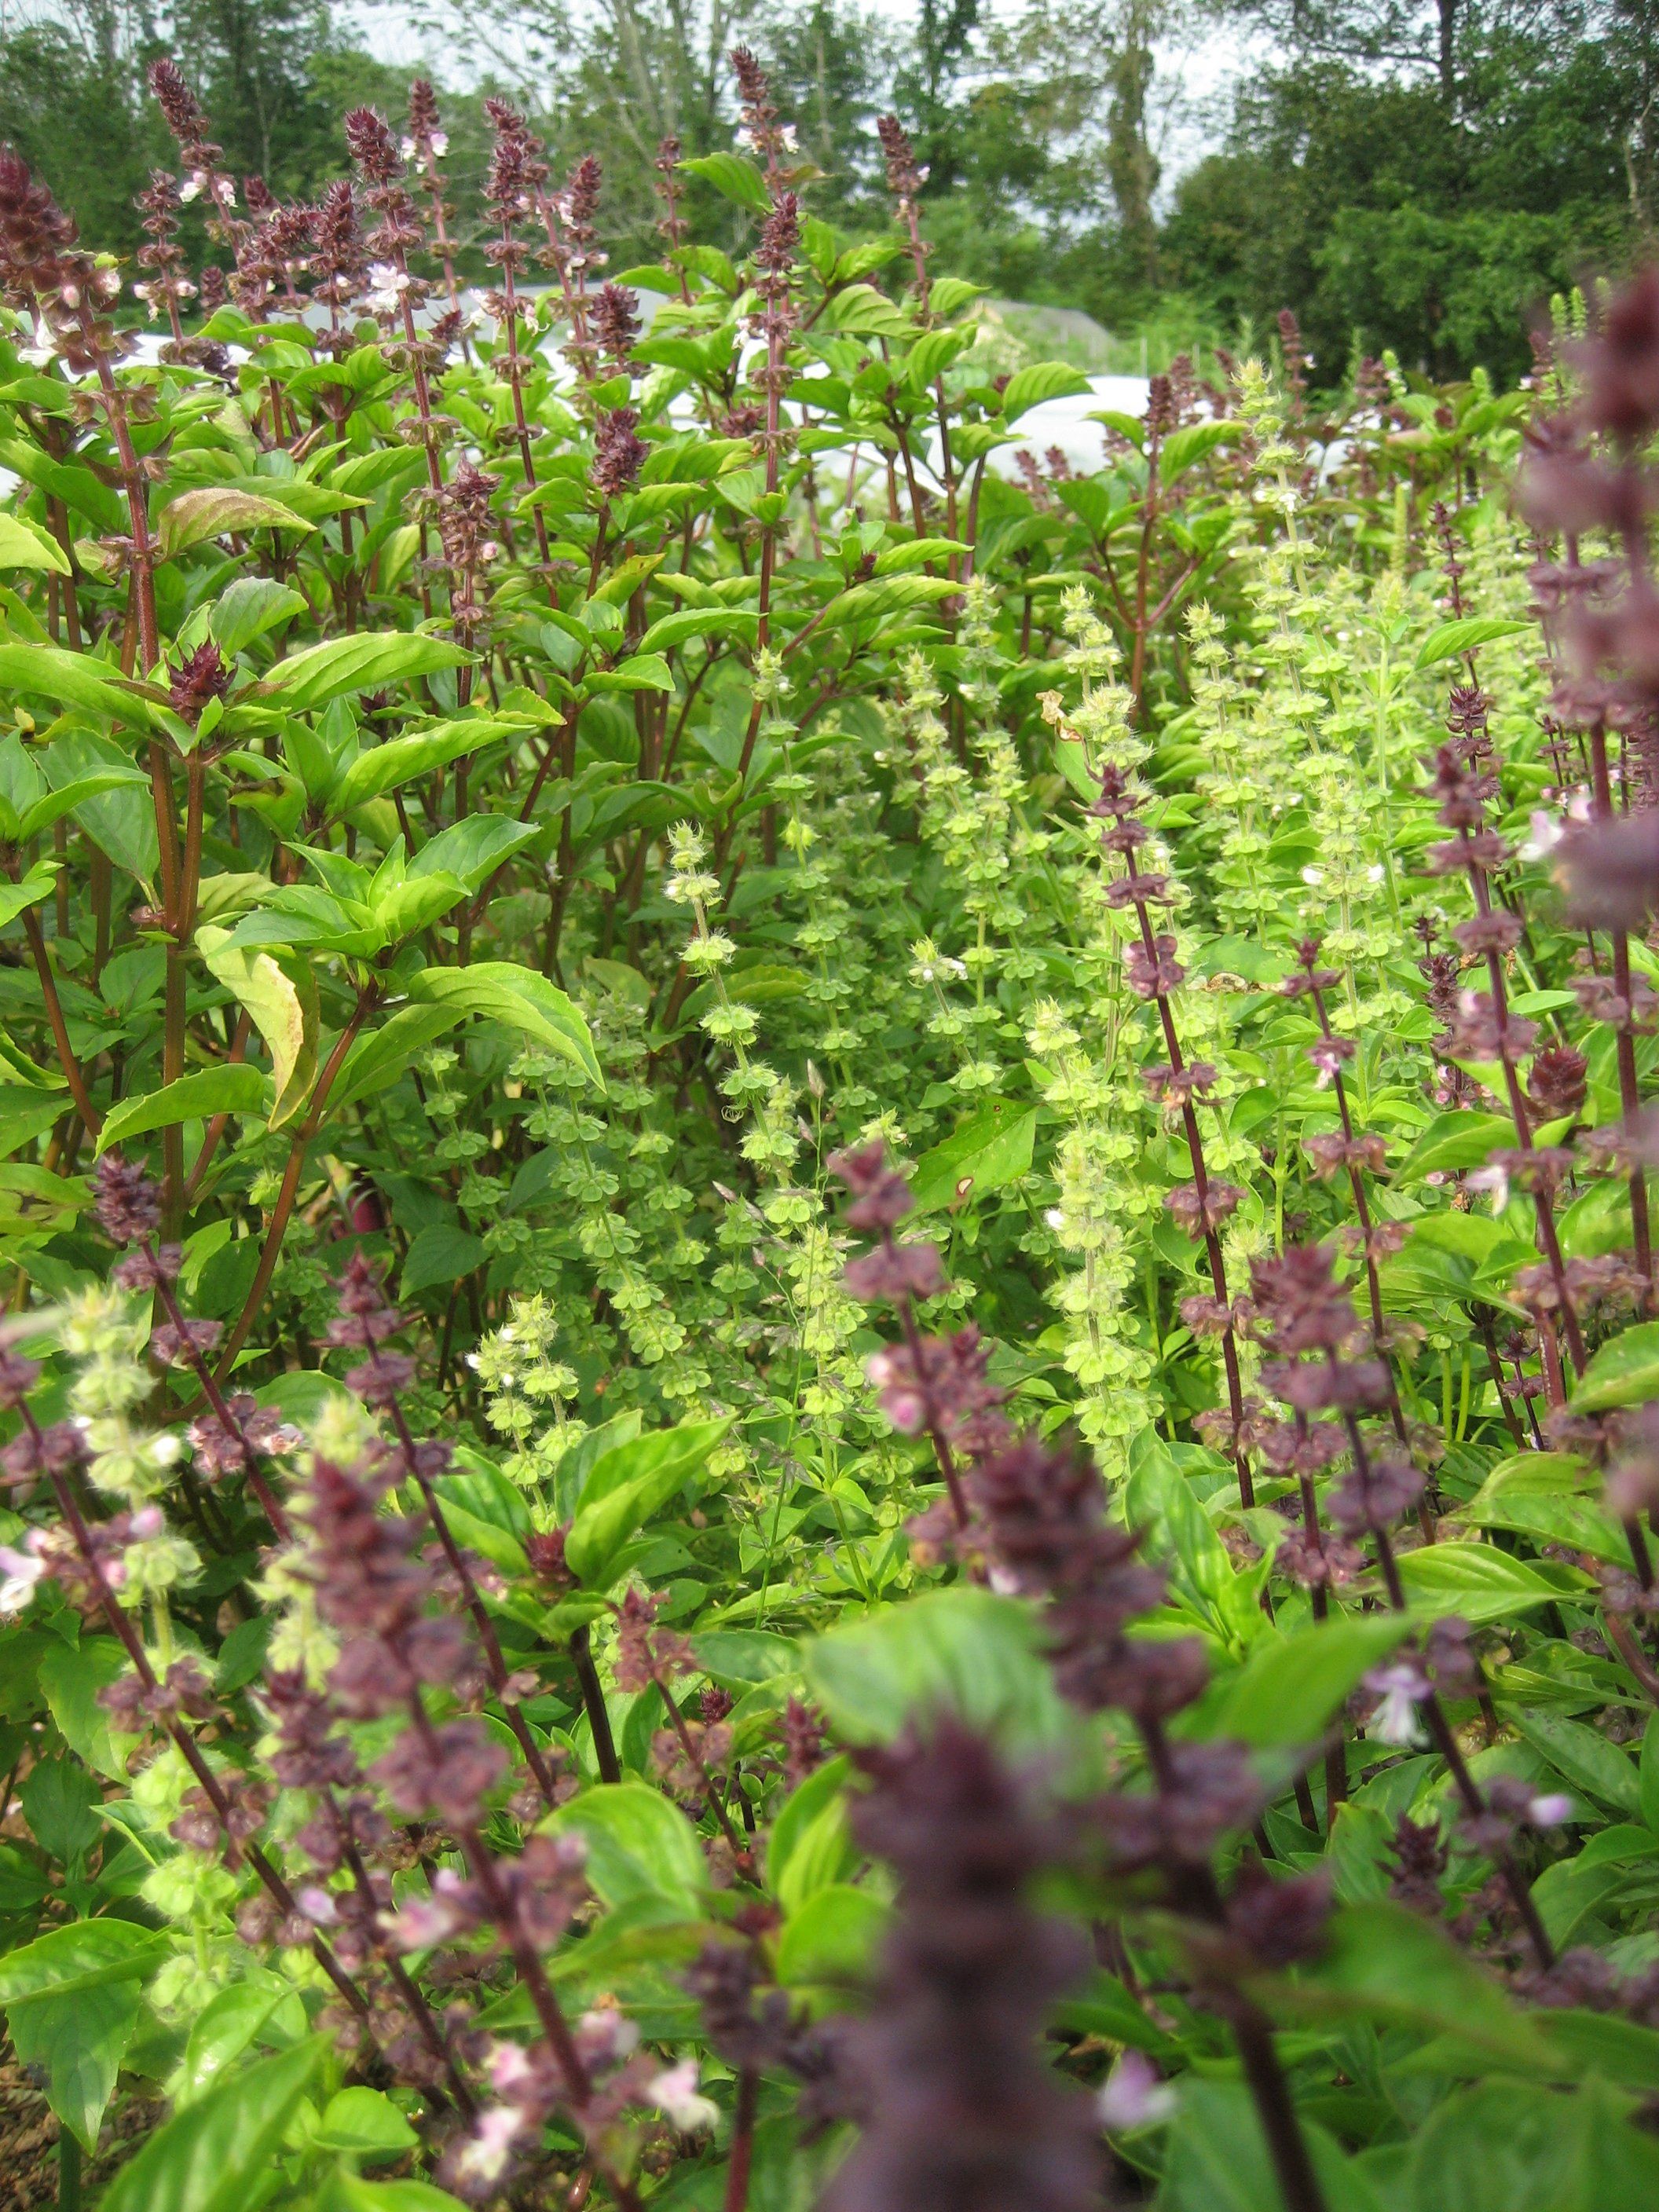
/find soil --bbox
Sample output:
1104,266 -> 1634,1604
0,2060 -> 159,2211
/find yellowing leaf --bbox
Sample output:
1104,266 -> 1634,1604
159,487 -> 317,558
196,925 -> 318,1130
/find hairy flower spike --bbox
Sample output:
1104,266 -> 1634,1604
654,134 -> 688,252
828,1141 -> 914,1232
147,59 -> 215,167
168,640 -> 233,726
589,281 -> 639,372
972,1435 -> 1204,1720
0,142 -> 77,305
731,47 -> 793,185
756,192 -> 800,278
344,106 -> 401,185
94,1155 -> 163,1247
1580,267 -> 1659,445
877,114 -> 925,203
591,406 -> 646,498
828,1723 -> 1098,2212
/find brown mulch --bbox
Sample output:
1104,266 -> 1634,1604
0,2060 -> 159,2211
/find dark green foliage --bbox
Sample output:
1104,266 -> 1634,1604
1166,38 -> 1646,379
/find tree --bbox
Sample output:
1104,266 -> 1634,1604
1225,0 -> 1476,103
0,0 -> 418,255
0,0 -> 157,256
1104,0 -> 1163,284
1218,0 -> 1624,107
975,0 -> 1173,294
888,0 -> 982,189
1164,24 -> 1643,375
760,1 -> 890,224
1607,0 -> 1658,229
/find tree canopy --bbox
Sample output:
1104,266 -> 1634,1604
1,0 -> 1652,378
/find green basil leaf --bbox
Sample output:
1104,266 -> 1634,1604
99,2038 -> 325,2212
96,1064 -> 270,1157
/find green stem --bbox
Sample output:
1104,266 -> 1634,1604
205,985 -> 379,1392
21,906 -> 100,1136
57,2126 -> 82,2212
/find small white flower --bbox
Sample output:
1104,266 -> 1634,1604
0,1538 -> 46,1616
649,2059 -> 719,2134
1367,1664 -> 1427,1748
454,2104 -> 526,2185
1527,1793 -> 1574,1827
1098,2051 -> 1176,2130
1368,862 -> 1385,883
297,1884 -> 339,1925
367,261 -> 412,317
381,1892 -> 463,1950
1467,1163 -> 1511,1215
1045,1207 -> 1066,1230
1301,865 -> 1324,887
1522,810 -> 1564,861
577,2007 -> 639,2064
488,2041 -> 536,2094
913,952 -> 967,983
